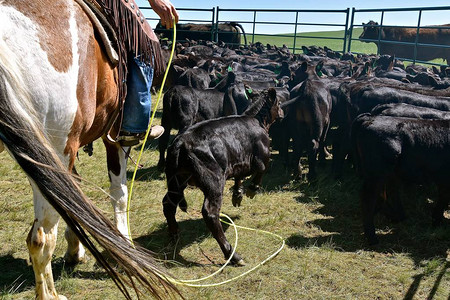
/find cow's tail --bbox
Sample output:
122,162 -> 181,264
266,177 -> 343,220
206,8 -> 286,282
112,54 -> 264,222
0,66 -> 179,299
165,137 -> 189,211
230,22 -> 247,46
350,113 -> 371,177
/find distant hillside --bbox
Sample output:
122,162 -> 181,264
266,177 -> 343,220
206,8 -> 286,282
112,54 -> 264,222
249,28 -> 377,54
248,28 -> 446,65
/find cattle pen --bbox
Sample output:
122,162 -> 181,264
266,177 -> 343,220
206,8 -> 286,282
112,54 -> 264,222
144,5 -> 450,66
1,2 -> 449,300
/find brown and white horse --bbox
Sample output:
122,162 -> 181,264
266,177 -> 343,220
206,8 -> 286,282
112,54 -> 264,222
0,1 -> 176,299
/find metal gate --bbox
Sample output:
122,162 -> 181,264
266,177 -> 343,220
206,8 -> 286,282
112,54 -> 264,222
141,5 -> 450,66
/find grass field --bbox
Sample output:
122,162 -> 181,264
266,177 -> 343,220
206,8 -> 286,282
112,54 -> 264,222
0,95 -> 448,299
249,28 -> 447,66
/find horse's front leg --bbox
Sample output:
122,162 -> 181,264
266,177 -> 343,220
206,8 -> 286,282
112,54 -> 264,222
103,141 -> 131,239
27,183 -> 67,300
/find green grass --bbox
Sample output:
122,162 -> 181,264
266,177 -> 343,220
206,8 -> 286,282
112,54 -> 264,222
0,98 -> 448,299
248,28 -> 447,65
248,28 -> 373,53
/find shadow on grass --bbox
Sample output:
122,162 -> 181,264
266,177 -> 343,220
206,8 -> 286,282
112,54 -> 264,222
0,255 -> 34,293
284,162 -> 449,255
135,214 -> 240,268
0,254 -> 109,295
126,164 -> 164,181
278,157 -> 449,300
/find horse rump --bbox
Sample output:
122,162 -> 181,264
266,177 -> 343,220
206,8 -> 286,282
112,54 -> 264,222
0,66 -> 179,299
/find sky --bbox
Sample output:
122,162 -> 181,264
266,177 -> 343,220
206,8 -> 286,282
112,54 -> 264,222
136,0 -> 449,33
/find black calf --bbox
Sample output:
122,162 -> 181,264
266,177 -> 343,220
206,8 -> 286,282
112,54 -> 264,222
162,88 -> 282,265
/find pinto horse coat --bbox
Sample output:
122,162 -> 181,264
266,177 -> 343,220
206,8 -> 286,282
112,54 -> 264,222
0,1 -> 176,299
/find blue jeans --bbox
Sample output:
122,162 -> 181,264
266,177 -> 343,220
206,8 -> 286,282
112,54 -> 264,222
122,56 -> 154,133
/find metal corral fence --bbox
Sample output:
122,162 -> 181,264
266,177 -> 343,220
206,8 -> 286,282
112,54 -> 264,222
215,8 -> 350,53
348,6 -> 450,66
142,5 -> 450,66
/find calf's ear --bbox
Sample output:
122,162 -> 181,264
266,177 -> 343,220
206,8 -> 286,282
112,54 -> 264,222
268,88 -> 277,100
316,61 -> 324,75
301,61 -> 308,72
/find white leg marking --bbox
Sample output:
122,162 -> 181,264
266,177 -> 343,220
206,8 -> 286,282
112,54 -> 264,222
109,146 -> 131,239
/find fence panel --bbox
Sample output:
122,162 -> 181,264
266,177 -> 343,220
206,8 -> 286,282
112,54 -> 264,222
216,7 -> 350,53
348,6 -> 450,66
139,4 -> 449,66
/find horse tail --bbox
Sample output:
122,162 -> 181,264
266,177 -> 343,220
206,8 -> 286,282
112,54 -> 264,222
0,66 -> 179,299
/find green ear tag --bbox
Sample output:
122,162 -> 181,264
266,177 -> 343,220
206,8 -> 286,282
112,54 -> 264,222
274,79 -> 279,84
246,87 -> 253,94
227,66 -> 233,72
317,71 -> 323,77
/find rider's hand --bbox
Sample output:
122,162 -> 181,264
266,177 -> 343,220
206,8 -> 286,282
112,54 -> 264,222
148,0 -> 179,29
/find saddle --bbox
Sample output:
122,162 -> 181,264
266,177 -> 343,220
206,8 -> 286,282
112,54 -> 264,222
74,0 -> 119,66
75,0 -> 164,142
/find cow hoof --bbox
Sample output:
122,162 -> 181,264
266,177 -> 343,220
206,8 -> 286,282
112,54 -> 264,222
233,259 -> 246,266
245,189 -> 256,199
232,193 -> 243,207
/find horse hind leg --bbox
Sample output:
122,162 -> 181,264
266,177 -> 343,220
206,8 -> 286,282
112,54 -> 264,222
64,166 -> 87,264
27,184 -> 67,300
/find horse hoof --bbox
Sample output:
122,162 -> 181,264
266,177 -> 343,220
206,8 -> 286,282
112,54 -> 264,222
64,252 -> 88,266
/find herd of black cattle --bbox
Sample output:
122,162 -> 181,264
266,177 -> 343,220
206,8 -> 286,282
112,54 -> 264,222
154,38 -> 449,262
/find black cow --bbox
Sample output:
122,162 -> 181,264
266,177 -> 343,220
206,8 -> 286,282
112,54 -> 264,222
281,63 -> 332,180
371,103 -> 450,119
333,81 -> 450,177
176,67 -> 211,89
161,88 -> 283,265
351,114 -> 450,245
157,75 -> 235,170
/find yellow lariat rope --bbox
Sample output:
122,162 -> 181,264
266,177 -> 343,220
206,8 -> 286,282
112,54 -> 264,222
126,19 -> 177,243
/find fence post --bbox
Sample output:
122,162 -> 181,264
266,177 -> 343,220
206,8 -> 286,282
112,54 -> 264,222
347,7 -> 355,53
413,9 -> 423,64
377,11 -> 385,55
251,10 -> 257,45
293,11 -> 299,54
215,6 -> 219,42
343,7 -> 350,53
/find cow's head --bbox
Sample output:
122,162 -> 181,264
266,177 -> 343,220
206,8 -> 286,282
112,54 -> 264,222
292,60 -> 325,84
359,21 -> 383,42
